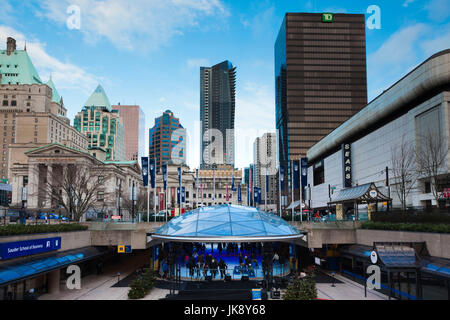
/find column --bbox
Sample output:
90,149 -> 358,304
47,269 -> 60,294
45,164 -> 53,208
27,164 -> 39,208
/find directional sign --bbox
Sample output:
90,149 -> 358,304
117,245 -> 132,253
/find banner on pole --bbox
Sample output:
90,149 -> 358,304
293,160 -> 300,189
162,164 -> 167,191
301,157 -> 308,187
150,158 -> 156,188
141,157 -> 148,187
280,165 -> 285,191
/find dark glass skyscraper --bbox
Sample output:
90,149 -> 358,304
200,61 -> 236,169
275,12 -> 367,195
149,110 -> 185,170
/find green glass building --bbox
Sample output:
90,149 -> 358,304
74,85 -> 125,161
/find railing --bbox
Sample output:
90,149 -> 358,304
284,213 -> 369,223
159,262 -> 291,281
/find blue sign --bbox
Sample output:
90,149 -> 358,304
182,186 -> 186,203
252,288 -> 262,300
0,237 -> 61,260
293,160 -> 300,189
280,165 -> 285,191
141,157 -> 148,187
238,184 -> 242,203
301,157 -> 308,187
162,164 -> 167,190
150,158 -> 156,188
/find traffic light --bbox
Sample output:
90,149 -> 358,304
7,191 -> 12,205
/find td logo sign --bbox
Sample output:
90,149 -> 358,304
322,13 -> 333,23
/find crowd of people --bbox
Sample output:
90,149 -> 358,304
156,242 -> 292,280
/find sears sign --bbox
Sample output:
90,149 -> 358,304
0,237 -> 61,260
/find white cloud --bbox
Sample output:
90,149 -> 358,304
403,0 -> 415,7
187,58 -> 210,69
420,23 -> 450,56
0,25 -> 99,96
38,0 -> 228,51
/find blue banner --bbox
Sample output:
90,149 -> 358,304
162,164 -> 167,190
182,186 -> 185,203
265,171 -> 269,193
141,157 -> 148,187
293,160 -> 300,190
0,237 -> 61,260
178,167 -> 181,187
253,187 -> 258,204
301,157 -> 308,187
238,184 -> 242,202
257,188 -> 262,204
280,166 -> 285,191
177,187 -> 181,205
150,158 -> 156,188
247,186 -> 250,205
231,173 -> 235,191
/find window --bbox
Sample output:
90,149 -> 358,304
97,191 -> 104,202
2,101 -> 7,106
11,100 -> 16,106
98,176 -> 104,184
313,161 -> 325,186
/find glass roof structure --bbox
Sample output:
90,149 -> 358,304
0,247 -> 107,286
152,204 -> 302,242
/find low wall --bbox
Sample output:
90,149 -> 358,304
356,229 -> 450,259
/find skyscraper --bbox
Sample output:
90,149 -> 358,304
200,60 -> 236,169
275,13 -> 367,196
112,104 -> 145,162
149,110 -> 186,170
74,85 -> 125,161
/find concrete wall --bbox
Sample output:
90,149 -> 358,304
356,229 -> 450,259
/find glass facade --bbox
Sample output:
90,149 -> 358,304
200,61 -> 236,169
154,204 -> 300,239
275,13 -> 367,200
149,110 -> 186,170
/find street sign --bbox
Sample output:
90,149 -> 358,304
251,288 -> 262,300
370,251 -> 378,264
117,245 -> 132,253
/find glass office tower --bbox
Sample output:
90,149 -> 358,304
275,12 -> 367,198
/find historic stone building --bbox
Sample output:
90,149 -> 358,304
10,143 -> 142,220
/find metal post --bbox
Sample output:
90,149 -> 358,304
291,160 -> 294,219
388,271 -> 391,300
278,166 -> 282,217
386,166 -> 390,212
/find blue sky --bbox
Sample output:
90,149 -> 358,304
1,0 -> 450,169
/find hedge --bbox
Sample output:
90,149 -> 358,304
361,221 -> 450,234
0,224 -> 88,236
128,270 -> 156,299
372,211 -> 450,224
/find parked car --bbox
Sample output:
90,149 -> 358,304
39,213 -> 69,221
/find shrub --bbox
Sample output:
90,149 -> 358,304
361,221 -> 450,233
372,211 -> 450,224
0,224 -> 88,236
283,271 -> 317,300
127,270 -> 156,299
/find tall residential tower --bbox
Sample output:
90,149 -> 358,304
200,61 -> 236,169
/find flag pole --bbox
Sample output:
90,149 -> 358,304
265,167 -> 267,212
278,165 -> 282,217
291,160 -> 294,219
299,159 -> 303,223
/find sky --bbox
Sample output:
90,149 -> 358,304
0,0 -> 450,169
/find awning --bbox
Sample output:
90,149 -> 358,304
0,246 -> 109,286
420,256 -> 450,279
375,243 -> 419,268
328,182 -> 391,204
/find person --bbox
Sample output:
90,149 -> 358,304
203,262 -> 209,278
291,257 -> 297,274
162,259 -> 168,279
197,254 -> 204,278
238,253 -> 244,266
219,258 -> 227,279
273,252 -> 279,265
211,258 -> 218,279
24,289 -> 37,300
218,243 -> 222,255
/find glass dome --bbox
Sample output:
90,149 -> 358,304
152,204 -> 302,242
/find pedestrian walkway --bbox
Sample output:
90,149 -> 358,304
39,253 -> 154,300
315,271 -> 389,300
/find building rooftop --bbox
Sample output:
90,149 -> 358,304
84,84 -> 112,111
0,39 -> 42,85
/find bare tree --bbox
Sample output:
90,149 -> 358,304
122,188 -> 148,221
391,136 -> 417,211
39,163 -> 112,221
416,128 -> 450,208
